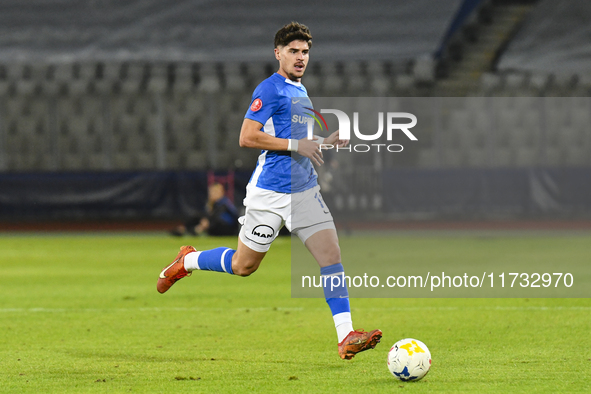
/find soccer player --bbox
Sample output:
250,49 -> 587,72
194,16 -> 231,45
157,22 -> 382,360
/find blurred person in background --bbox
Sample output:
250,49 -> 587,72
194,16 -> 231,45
170,183 -> 239,237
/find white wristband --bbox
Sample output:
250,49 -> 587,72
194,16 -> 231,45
287,139 -> 299,152
315,136 -> 325,145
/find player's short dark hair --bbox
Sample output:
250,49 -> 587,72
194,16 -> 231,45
274,22 -> 312,49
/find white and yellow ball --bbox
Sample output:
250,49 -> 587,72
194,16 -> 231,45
387,338 -> 431,381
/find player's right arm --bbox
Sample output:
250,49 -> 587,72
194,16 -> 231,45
239,118 -> 324,166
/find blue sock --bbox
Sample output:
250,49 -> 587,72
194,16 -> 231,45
320,263 -> 350,316
195,247 -> 235,274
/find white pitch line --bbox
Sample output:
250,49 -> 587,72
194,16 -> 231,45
0,306 -> 589,313
0,306 -> 306,313
361,306 -> 591,311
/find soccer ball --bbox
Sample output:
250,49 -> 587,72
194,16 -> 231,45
387,338 -> 431,381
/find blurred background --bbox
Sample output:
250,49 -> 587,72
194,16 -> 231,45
0,0 -> 589,229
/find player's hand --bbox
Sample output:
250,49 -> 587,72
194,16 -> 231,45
297,137 -> 324,166
324,129 -> 349,148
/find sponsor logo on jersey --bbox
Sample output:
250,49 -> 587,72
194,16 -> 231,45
292,115 -> 311,124
250,98 -> 263,112
251,224 -> 274,240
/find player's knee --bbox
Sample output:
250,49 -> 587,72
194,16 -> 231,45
321,245 -> 341,267
324,254 -> 341,267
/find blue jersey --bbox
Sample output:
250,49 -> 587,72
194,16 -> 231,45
244,73 -> 318,193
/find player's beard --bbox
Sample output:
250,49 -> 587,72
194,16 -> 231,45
287,64 -> 306,81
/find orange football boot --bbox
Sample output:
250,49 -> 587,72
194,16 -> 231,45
157,245 -> 197,293
338,329 -> 383,360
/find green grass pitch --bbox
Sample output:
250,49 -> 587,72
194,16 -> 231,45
1,233 -> 590,393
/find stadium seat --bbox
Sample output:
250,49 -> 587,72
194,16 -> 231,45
561,126 -> 584,150
527,73 -> 551,93
572,107 -> 590,131
197,63 -> 221,93
135,151 -> 155,169
0,78 -> 12,96
172,63 -> 195,94
504,73 -> 526,90
343,62 -> 367,93
578,73 -> 591,89
69,79 -> 90,96
545,101 -> 567,138
522,111 -> 542,142
93,63 -> 121,94
131,95 -> 154,117
467,148 -> 488,167
120,63 -> 145,94
114,152 -> 133,169
368,73 -> 391,95
472,112 -> 491,149
14,65 -> 38,96
545,146 -> 562,167
449,111 -> 470,144
366,60 -> 386,78
393,74 -> 415,92
186,151 -> 207,168
166,113 -> 191,148
511,126 -> 538,150
243,62 -> 272,88
78,63 -> 97,80
88,153 -> 106,170
146,64 -> 169,94
5,63 -> 25,81
564,145 -> 587,166
479,72 -> 503,93
223,62 -> 246,92
303,63 -> 321,91
303,73 -> 320,91
515,147 -> 537,167
443,147 -> 464,167
112,115 -> 138,153
418,148 -> 439,168
553,73 -> 577,89
61,153 -> 83,170
413,55 -> 436,85
494,148 -> 512,167
321,61 -> 343,94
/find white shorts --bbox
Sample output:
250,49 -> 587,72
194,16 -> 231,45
238,184 -> 335,252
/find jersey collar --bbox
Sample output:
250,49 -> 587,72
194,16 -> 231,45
275,73 -> 302,87
285,78 -> 302,86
